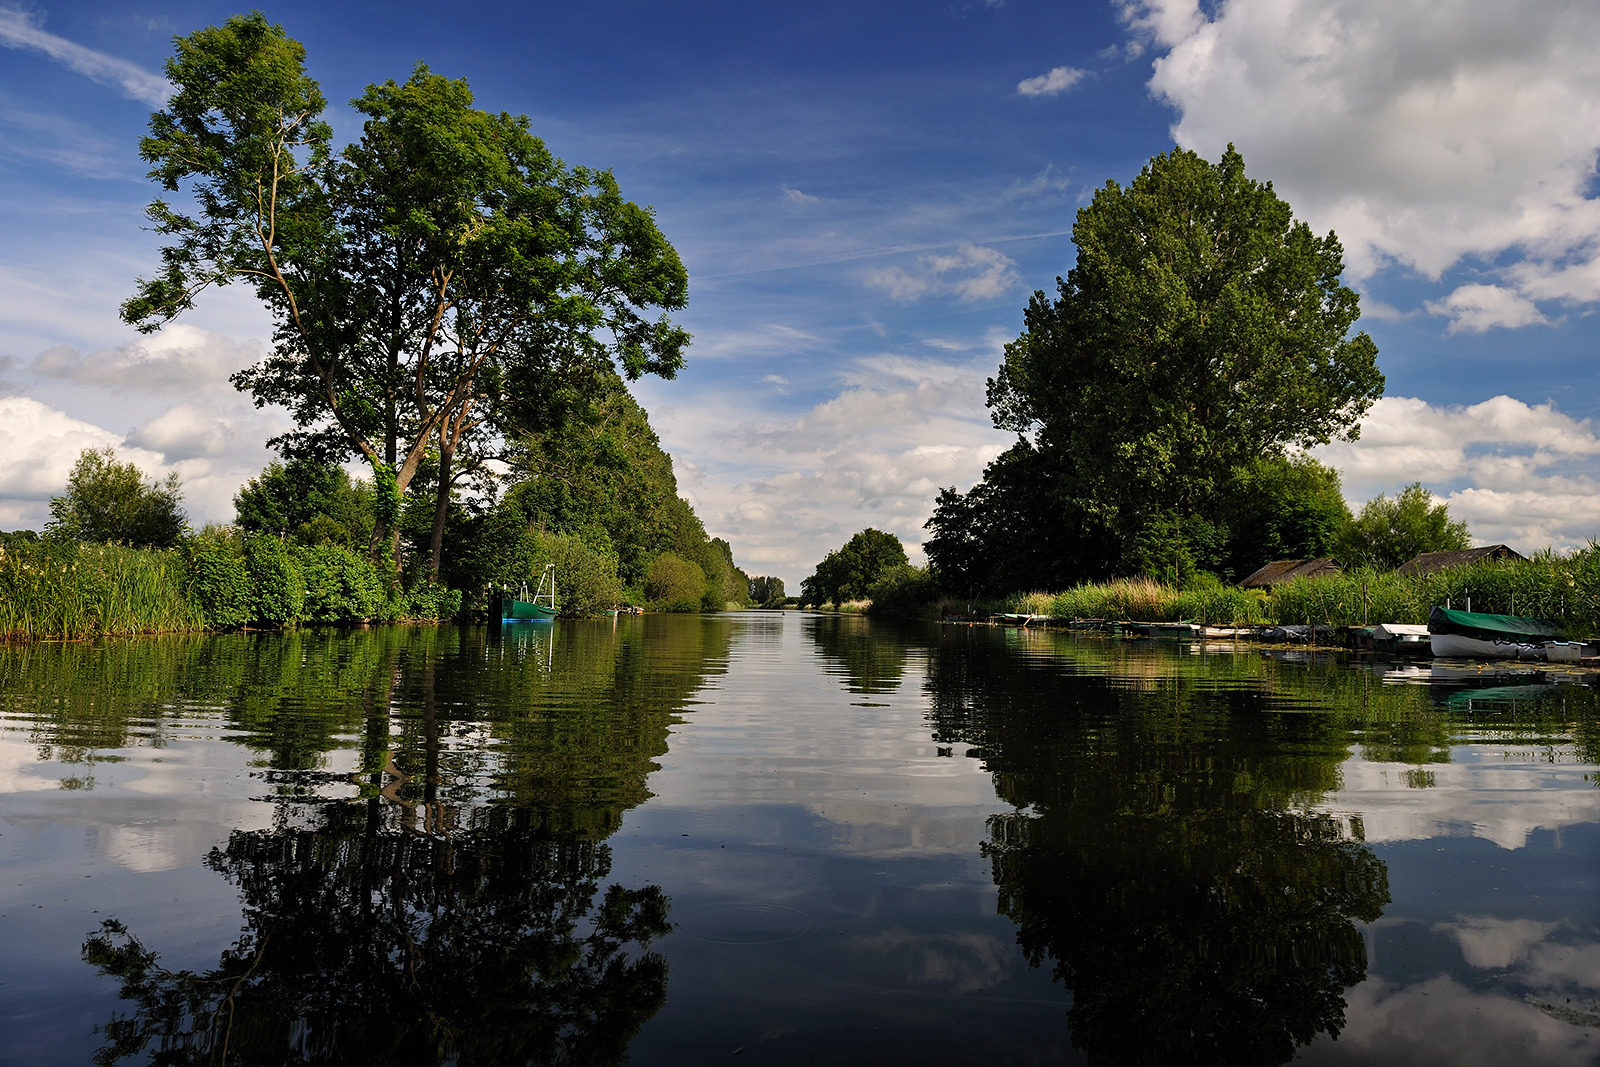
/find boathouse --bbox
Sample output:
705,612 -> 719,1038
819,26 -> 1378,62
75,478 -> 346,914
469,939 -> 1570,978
1238,557 -> 1343,589
1394,544 -> 1524,576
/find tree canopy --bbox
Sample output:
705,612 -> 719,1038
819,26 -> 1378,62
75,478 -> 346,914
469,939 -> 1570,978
1337,483 -> 1470,569
47,448 -> 186,549
125,14 -> 690,577
800,529 -> 909,607
932,146 -> 1383,591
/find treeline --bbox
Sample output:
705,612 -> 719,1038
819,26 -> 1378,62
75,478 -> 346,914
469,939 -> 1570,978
802,146 -> 1503,615
10,13 -> 758,639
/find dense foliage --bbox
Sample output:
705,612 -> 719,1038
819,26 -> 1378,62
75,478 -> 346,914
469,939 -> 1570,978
47,448 -> 186,549
800,529 -> 909,607
441,373 -> 751,614
935,146 -> 1383,594
125,14 -> 690,577
1336,483 -> 1470,569
234,458 -> 375,550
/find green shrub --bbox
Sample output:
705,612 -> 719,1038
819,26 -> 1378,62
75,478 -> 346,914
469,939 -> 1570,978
180,529 -> 249,629
645,553 -> 708,613
390,578 -> 463,621
245,535 -> 302,628
294,544 -> 385,624
864,564 -> 938,617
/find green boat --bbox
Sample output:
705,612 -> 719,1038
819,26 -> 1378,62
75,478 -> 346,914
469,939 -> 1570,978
498,564 -> 557,621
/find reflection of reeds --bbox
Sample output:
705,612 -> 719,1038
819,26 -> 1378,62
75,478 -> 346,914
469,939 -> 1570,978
0,542 -> 203,640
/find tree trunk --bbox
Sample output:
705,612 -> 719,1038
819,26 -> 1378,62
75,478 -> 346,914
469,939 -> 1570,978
429,429 -> 453,582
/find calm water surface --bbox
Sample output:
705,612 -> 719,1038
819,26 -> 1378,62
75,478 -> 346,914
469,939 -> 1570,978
1,614 -> 1597,1065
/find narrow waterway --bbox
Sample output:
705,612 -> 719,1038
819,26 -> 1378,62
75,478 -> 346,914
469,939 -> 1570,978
1,613 -> 1596,1065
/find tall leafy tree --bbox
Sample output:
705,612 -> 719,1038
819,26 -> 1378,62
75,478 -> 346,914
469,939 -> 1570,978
124,15 -> 690,578
1337,482 -> 1470,569
47,448 -> 186,549
800,528 -> 909,607
984,146 -> 1383,574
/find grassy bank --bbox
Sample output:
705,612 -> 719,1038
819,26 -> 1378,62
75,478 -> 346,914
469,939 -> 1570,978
0,541 -> 202,639
1,533 -> 462,641
997,548 -> 1600,635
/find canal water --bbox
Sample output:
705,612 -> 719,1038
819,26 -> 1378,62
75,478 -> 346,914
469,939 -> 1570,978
1,613 -> 1596,1065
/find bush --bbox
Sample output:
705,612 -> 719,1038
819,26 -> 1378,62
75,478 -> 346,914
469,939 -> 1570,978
645,554 -> 707,613
180,528 -> 249,629
245,535 -> 302,628
294,544 -> 385,624
390,578 -> 463,621
864,564 -> 938,617
48,447 -> 187,549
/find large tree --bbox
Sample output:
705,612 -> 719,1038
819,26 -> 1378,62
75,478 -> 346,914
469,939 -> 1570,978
983,145 -> 1383,575
1337,482 -> 1470,569
124,15 -> 689,578
800,528 -> 909,607
47,448 -> 186,549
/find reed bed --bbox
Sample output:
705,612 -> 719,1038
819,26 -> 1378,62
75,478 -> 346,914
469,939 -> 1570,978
1001,546 -> 1600,635
0,541 -> 204,640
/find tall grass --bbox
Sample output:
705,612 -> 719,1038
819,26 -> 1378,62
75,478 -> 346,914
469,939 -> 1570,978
1000,546 -> 1600,634
0,541 -> 204,640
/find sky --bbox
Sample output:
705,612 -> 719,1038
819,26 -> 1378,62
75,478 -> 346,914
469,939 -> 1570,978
2,0 -> 1599,588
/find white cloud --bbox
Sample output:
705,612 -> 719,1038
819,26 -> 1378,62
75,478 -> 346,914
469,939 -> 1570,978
0,394 -> 289,531
863,244 -> 1019,303
1425,284 -> 1551,334
782,185 -> 821,204
23,324 -> 264,395
0,395 -> 164,513
1122,0 -> 1600,318
636,349 -> 1012,585
1016,65 -> 1087,97
1312,395 -> 1600,552
0,8 -> 171,106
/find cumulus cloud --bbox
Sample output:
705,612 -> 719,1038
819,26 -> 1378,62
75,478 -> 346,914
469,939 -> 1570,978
0,394 -> 289,530
23,324 -> 264,394
0,8 -> 171,105
863,244 -> 1019,303
1425,284 -> 1551,333
636,347 -> 1012,584
1016,65 -> 1087,97
1121,0 -> 1600,330
0,396 -> 153,503
1311,395 -> 1600,552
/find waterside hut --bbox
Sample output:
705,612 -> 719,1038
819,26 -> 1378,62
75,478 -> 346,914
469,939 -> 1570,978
1394,544 -> 1524,576
1239,558 -> 1342,589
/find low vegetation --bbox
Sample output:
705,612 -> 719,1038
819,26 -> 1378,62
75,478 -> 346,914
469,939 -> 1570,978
989,549 -> 1600,636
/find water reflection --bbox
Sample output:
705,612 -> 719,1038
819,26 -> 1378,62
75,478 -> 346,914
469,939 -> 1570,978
923,629 -> 1391,1065
0,619 -> 737,1065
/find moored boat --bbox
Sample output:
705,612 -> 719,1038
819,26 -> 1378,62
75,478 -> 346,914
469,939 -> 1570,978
1427,606 -> 1561,660
498,564 -> 557,621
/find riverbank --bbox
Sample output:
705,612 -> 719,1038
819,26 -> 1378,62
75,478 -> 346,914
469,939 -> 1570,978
0,534 -> 459,640
855,548 -> 1600,636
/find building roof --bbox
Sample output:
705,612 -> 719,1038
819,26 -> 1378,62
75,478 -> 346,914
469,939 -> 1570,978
1394,544 -> 1524,576
1239,558 -> 1342,589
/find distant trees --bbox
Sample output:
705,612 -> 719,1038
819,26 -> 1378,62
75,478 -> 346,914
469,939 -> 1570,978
935,146 -> 1382,593
749,576 -> 786,607
800,529 -> 908,607
47,448 -> 186,548
1337,483 -> 1470,570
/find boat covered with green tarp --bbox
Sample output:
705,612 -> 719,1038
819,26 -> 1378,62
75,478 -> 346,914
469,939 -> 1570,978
1427,606 -> 1567,660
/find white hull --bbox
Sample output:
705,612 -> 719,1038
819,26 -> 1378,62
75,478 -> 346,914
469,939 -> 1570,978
1430,633 -> 1576,661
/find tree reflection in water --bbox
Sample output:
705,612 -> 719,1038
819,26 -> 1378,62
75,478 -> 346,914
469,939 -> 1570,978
73,620 -> 730,1066
926,630 -> 1391,1066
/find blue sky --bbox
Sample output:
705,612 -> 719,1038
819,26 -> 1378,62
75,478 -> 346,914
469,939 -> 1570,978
3,1 -> 1600,587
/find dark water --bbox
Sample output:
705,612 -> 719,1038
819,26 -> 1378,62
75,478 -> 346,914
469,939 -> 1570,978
1,614 -> 1596,1065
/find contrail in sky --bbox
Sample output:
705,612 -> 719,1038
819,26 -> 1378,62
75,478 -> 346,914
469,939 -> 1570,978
0,8 -> 170,105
